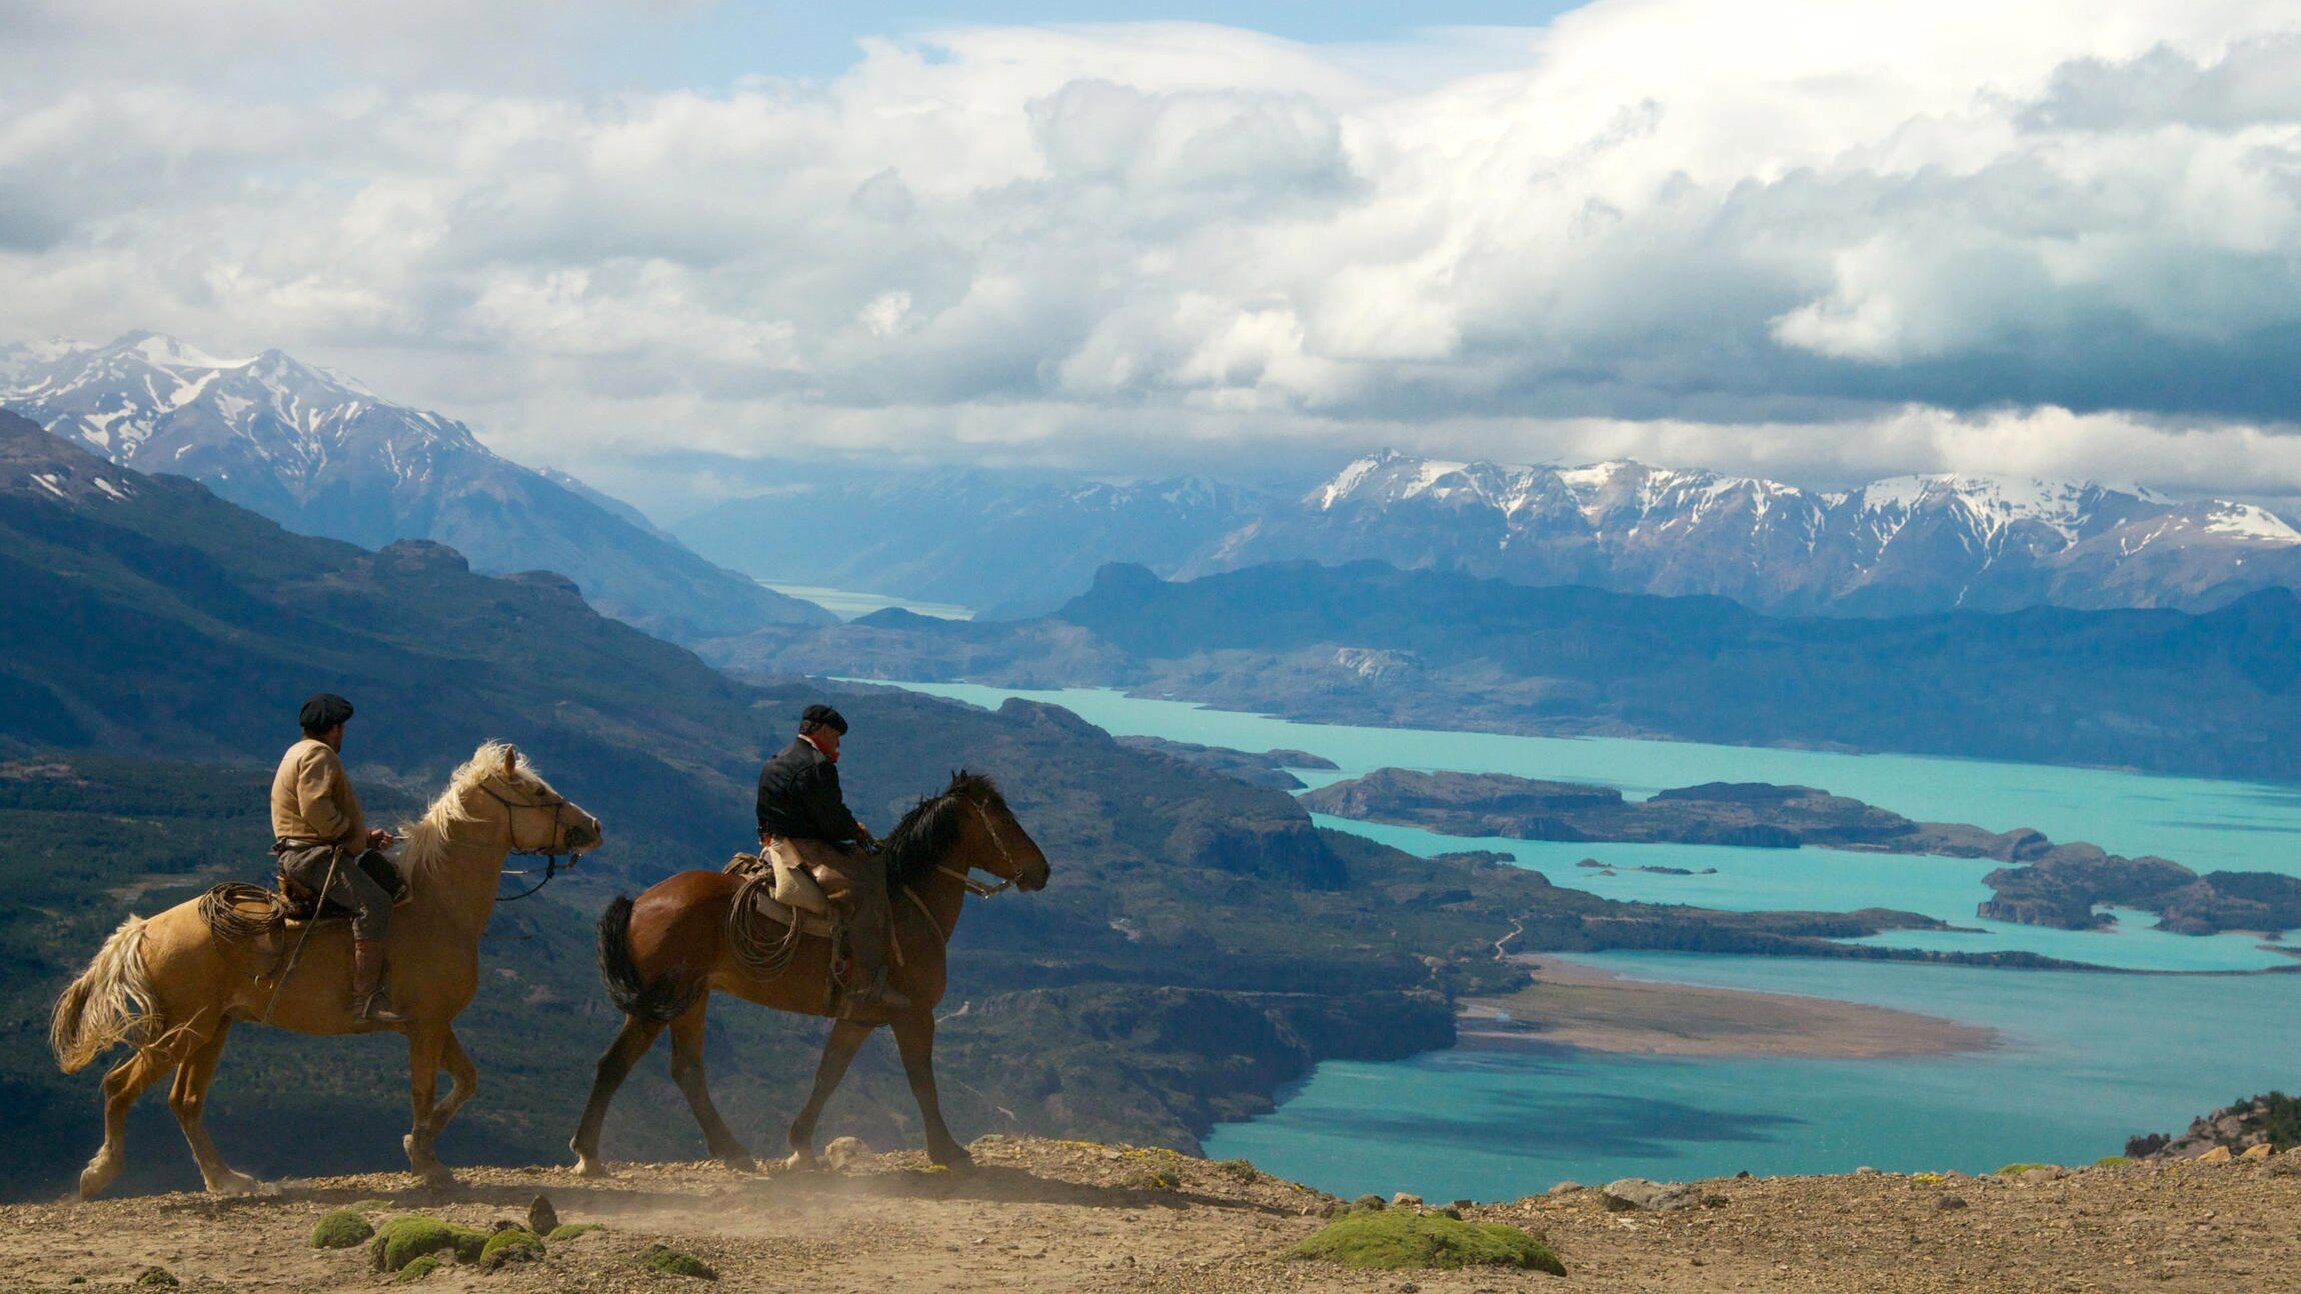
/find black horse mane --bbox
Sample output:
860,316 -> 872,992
882,770 -> 1005,889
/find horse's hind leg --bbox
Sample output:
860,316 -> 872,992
784,1018 -> 873,1171
890,1008 -> 971,1171
79,1045 -> 174,1200
570,1014 -> 666,1178
668,998 -> 754,1173
168,1019 -> 259,1195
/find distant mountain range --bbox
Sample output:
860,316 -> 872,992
674,469 -> 1267,619
1200,451 -> 2301,617
1,333 -> 830,639
677,451 -> 2301,619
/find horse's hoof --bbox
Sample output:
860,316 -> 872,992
721,1154 -> 758,1175
930,1145 -> 976,1174
573,1155 -> 610,1179
781,1151 -> 819,1173
207,1170 -> 264,1197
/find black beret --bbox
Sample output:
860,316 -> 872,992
299,692 -> 355,733
801,703 -> 848,734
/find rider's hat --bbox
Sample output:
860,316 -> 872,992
800,703 -> 848,734
299,692 -> 355,733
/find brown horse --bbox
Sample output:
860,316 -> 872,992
49,742 -> 600,1198
569,770 -> 1047,1176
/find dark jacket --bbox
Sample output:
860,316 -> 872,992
756,738 -> 863,843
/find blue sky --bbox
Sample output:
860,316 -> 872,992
4,0 -> 2301,507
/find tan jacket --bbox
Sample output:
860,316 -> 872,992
270,738 -> 367,851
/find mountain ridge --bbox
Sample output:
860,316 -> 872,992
1,332 -> 832,640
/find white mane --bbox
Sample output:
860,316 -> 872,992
398,740 -> 557,882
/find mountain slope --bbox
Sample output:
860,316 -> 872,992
1192,451 -> 2301,616
1,332 -> 831,639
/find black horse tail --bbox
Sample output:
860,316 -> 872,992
595,894 -> 701,1024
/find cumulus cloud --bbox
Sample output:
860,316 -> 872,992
3,0 -> 2301,502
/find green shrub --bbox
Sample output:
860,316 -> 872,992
394,1254 -> 441,1283
642,1247 -> 718,1280
2094,1156 -> 2134,1168
310,1209 -> 375,1249
370,1217 -> 490,1272
1215,1158 -> 1260,1182
1994,1163 -> 2048,1176
133,1269 -> 178,1288
480,1228 -> 545,1269
1287,1211 -> 1565,1275
547,1223 -> 604,1241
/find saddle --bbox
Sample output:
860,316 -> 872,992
275,851 -> 411,926
723,849 -> 836,935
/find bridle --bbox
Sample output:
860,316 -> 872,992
905,799 -> 1028,944
476,778 -> 587,901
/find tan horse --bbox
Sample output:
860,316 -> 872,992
569,771 -> 1047,1176
49,742 -> 600,1199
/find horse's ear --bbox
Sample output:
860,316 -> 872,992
503,745 -> 519,775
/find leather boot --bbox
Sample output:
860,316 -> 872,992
350,938 -> 407,1023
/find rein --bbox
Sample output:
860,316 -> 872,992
476,779 -> 585,901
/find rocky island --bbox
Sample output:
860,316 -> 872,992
1303,768 -> 2301,938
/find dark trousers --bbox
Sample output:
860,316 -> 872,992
279,845 -> 397,941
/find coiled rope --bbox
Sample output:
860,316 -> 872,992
196,882 -> 289,943
727,870 -> 812,980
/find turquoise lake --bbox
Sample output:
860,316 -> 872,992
872,681 -> 2301,1199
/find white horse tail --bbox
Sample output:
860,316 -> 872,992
50,915 -> 155,1074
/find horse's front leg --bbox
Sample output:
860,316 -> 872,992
669,997 -> 754,1172
429,1027 -> 477,1138
785,1018 -> 873,1171
889,1007 -> 971,1170
402,1025 -> 454,1188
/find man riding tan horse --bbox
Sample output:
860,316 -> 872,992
271,692 -> 406,1022
755,703 -> 907,1012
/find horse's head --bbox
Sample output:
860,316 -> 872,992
945,770 -> 1048,892
420,741 -> 601,864
884,770 -> 1048,894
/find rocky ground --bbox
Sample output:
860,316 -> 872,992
8,1136 -> 2301,1293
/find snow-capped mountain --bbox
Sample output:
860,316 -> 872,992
1189,450 -> 2301,615
2,332 -> 831,638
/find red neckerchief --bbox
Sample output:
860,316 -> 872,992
800,731 -> 840,763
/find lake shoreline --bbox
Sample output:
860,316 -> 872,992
1459,955 -> 1999,1059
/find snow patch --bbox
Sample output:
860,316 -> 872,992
2203,502 -> 2301,544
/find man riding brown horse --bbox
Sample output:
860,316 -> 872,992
754,703 -> 908,1012
270,692 -> 405,1023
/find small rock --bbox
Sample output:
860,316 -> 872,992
824,1136 -> 871,1171
1601,1178 -> 1702,1211
2195,1146 -> 2234,1164
1392,1192 -> 1423,1208
1451,1199 -> 1475,1211
2018,1166 -> 2065,1184
1943,1170 -> 1974,1181
1734,1169 -> 1752,1180
1937,1196 -> 1969,1211
1354,1193 -> 1388,1212
1854,1166 -> 1879,1175
2241,1143 -> 2274,1161
1546,1181 -> 1583,1196
134,1270 -> 178,1288
1437,1206 -> 1462,1220
528,1193 -> 559,1236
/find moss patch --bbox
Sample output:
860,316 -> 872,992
310,1209 -> 375,1249
642,1247 -> 718,1280
394,1254 -> 441,1283
547,1223 -> 604,1241
133,1269 -> 178,1287
1288,1211 -> 1565,1276
1995,1163 -> 2048,1176
370,1217 -> 490,1272
480,1228 -> 545,1269
2094,1156 -> 2135,1168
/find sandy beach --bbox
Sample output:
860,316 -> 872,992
1459,957 -> 1997,1059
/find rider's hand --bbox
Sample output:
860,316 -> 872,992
369,827 -> 396,849
854,822 -> 876,847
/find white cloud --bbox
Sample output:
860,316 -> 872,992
3,1 -> 2301,502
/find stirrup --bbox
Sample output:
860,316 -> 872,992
355,992 -> 408,1024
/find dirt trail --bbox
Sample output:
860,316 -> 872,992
7,1136 -> 2301,1292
